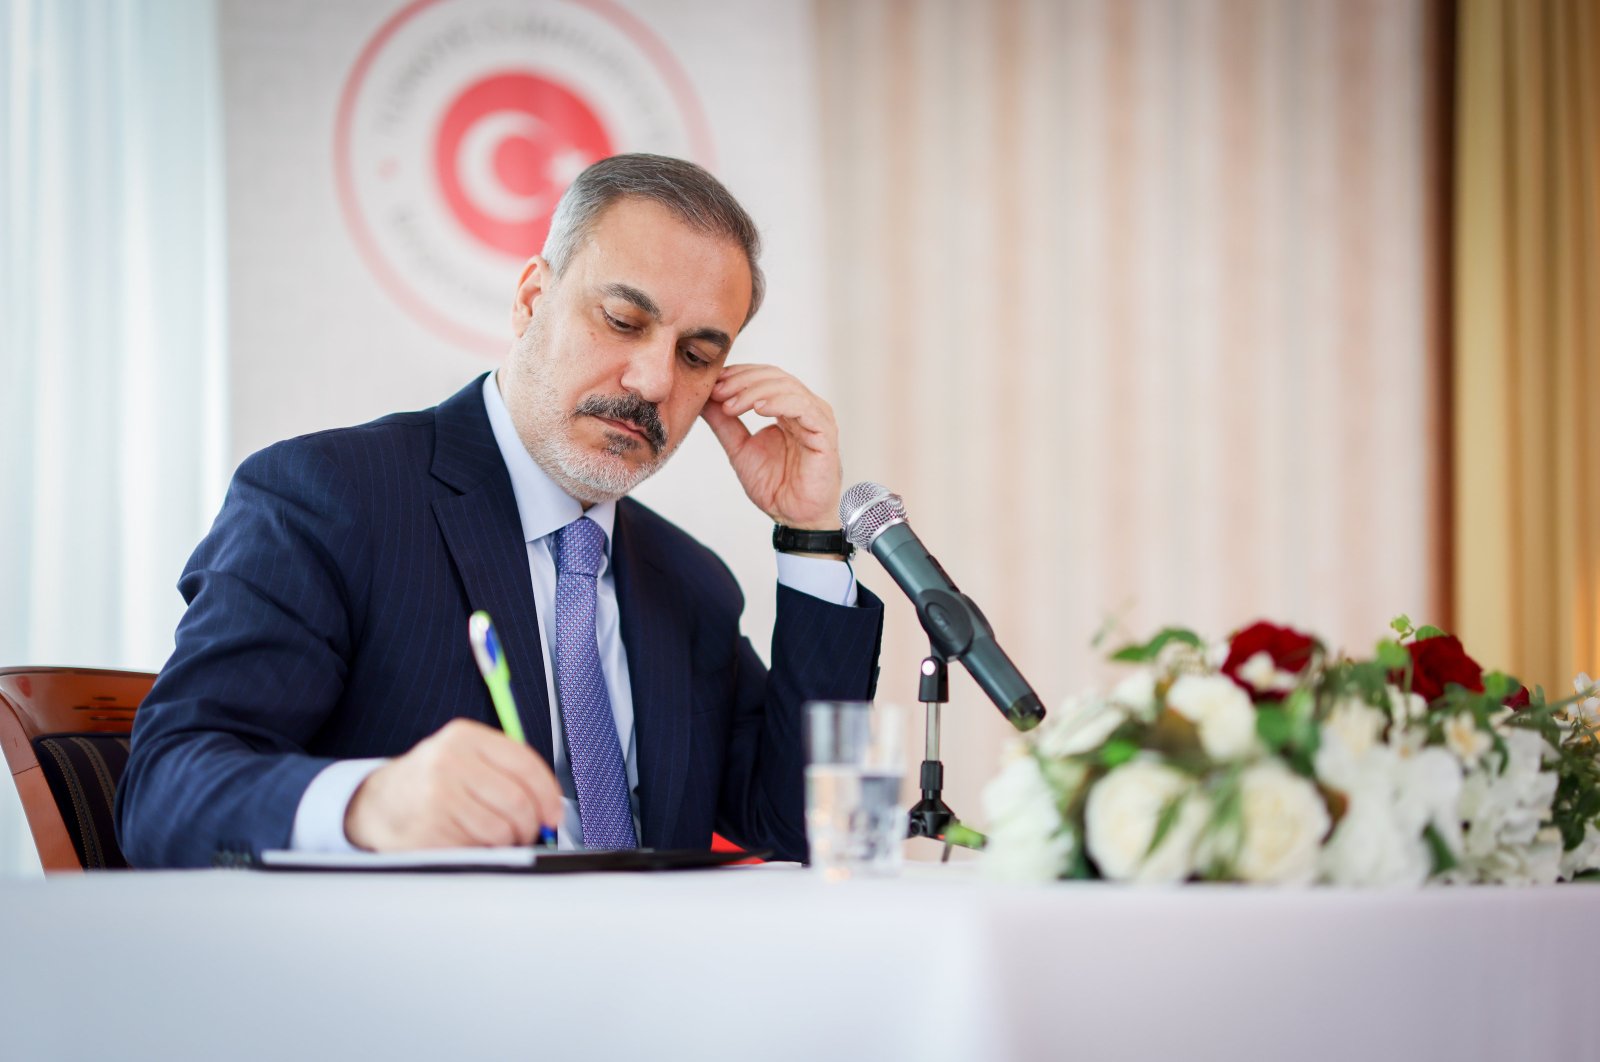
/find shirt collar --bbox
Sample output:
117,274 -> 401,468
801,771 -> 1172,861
481,372 -> 617,554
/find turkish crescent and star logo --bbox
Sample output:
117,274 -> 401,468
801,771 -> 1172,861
335,0 -> 713,354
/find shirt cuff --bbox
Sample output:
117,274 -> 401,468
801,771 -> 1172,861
775,551 -> 858,607
290,758 -> 389,852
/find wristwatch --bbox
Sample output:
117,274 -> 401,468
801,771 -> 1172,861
771,524 -> 854,559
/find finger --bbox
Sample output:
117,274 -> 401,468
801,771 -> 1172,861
737,391 -> 837,444
443,788 -> 520,848
713,361 -> 780,384
717,377 -> 813,418
700,401 -> 753,458
711,364 -> 801,400
459,766 -> 540,846
470,730 -> 565,830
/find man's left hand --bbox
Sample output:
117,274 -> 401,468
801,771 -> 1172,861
702,364 -> 842,531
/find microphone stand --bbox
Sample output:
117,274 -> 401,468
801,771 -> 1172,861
906,645 -> 986,861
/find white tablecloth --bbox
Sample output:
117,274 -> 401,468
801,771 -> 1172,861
2,863 -> 1596,1061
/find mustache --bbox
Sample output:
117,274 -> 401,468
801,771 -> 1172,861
574,393 -> 667,454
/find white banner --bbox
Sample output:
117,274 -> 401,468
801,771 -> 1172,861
220,0 -> 826,652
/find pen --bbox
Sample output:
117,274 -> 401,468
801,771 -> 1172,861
468,609 -> 558,847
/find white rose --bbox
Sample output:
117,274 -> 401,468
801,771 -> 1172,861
1110,670 -> 1158,719
1165,674 -> 1260,761
1443,712 -> 1491,768
1319,798 -> 1431,887
1238,651 -> 1299,695
980,753 -> 1073,883
1316,745 -> 1462,887
982,828 -> 1076,883
1560,823 -> 1600,880
1386,684 -> 1428,726
1230,761 -> 1331,885
1321,698 -> 1386,771
981,751 -> 1063,841
1084,759 -> 1208,884
1453,728 -> 1560,885
1037,694 -> 1127,758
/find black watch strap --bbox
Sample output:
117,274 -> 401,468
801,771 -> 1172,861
772,524 -> 854,558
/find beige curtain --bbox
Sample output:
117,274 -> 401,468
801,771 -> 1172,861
815,0 -> 1448,835
1455,0 -> 1600,695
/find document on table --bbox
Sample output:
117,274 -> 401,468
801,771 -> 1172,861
253,847 -> 767,873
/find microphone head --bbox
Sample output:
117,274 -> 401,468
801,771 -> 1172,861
840,481 -> 907,551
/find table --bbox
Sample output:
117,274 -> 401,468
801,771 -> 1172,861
1,864 -> 1596,1061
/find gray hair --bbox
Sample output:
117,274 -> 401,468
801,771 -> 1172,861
541,153 -> 765,326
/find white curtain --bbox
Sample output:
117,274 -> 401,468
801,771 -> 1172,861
815,0 -> 1444,840
0,0 -> 228,877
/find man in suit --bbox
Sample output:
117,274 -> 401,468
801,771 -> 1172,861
116,154 -> 883,868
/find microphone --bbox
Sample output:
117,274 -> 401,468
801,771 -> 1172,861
840,482 -> 1046,732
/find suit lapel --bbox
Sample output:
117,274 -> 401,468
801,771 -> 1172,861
612,501 -> 693,848
429,377 -> 555,767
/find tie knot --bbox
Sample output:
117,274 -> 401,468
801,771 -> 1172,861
554,516 -> 607,577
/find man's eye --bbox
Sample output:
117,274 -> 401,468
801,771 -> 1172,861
682,348 -> 710,368
604,311 -> 637,334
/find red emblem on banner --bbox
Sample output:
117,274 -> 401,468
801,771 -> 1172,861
434,72 -> 612,258
334,0 -> 712,355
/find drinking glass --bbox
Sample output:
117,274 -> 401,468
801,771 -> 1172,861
804,701 -> 905,879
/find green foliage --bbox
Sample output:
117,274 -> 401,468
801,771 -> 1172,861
1146,791 -> 1188,857
1390,614 -> 1415,638
1256,707 -> 1291,751
1099,739 -> 1139,768
1110,627 -> 1203,664
1481,671 -> 1517,701
1376,639 -> 1410,671
1423,823 -> 1458,876
1414,625 -> 1449,642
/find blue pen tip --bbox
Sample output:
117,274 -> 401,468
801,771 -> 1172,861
483,624 -> 501,666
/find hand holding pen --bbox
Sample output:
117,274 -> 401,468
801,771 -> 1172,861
340,612 -> 563,852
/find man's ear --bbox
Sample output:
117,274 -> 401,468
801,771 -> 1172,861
511,256 -> 551,337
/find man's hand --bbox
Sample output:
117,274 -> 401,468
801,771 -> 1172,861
344,718 -> 563,850
701,364 -> 843,531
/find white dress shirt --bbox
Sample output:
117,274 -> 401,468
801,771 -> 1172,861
290,372 -> 857,851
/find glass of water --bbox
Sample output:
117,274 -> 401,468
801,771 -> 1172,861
804,701 -> 905,880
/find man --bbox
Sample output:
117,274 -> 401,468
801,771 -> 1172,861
116,154 -> 883,867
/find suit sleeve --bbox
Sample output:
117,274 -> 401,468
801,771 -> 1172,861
115,439 -> 370,868
714,583 -> 884,861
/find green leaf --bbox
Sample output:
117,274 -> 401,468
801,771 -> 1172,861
1414,625 -> 1449,642
1390,614 -> 1414,636
1482,671 -> 1516,701
1110,627 -> 1204,664
1255,707 -> 1292,751
1145,792 -> 1188,858
1376,640 -> 1409,671
1099,739 -> 1138,768
1423,823 -> 1458,877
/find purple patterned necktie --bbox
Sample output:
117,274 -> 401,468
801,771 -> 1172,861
552,516 -> 637,850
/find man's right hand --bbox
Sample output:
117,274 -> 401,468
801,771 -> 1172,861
343,718 -> 564,850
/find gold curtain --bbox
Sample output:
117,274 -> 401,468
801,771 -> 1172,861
1454,0 -> 1600,694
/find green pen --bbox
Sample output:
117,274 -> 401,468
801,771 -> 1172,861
468,609 -> 557,846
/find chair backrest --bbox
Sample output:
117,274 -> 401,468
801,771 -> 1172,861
0,667 -> 154,872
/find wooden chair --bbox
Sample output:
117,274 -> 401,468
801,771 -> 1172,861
0,666 -> 154,872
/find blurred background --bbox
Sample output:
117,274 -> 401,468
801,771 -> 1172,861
2,0 -> 1595,877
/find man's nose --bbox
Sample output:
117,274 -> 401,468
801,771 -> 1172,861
618,339 -> 675,404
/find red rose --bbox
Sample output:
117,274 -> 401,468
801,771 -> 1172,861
1504,686 -> 1531,710
1401,635 -> 1485,703
1222,621 -> 1317,700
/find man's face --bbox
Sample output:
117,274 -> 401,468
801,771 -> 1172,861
500,197 -> 753,504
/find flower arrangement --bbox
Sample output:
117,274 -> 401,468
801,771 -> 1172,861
981,617 -> 1600,886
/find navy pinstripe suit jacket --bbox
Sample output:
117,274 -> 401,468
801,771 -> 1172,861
115,376 -> 883,868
